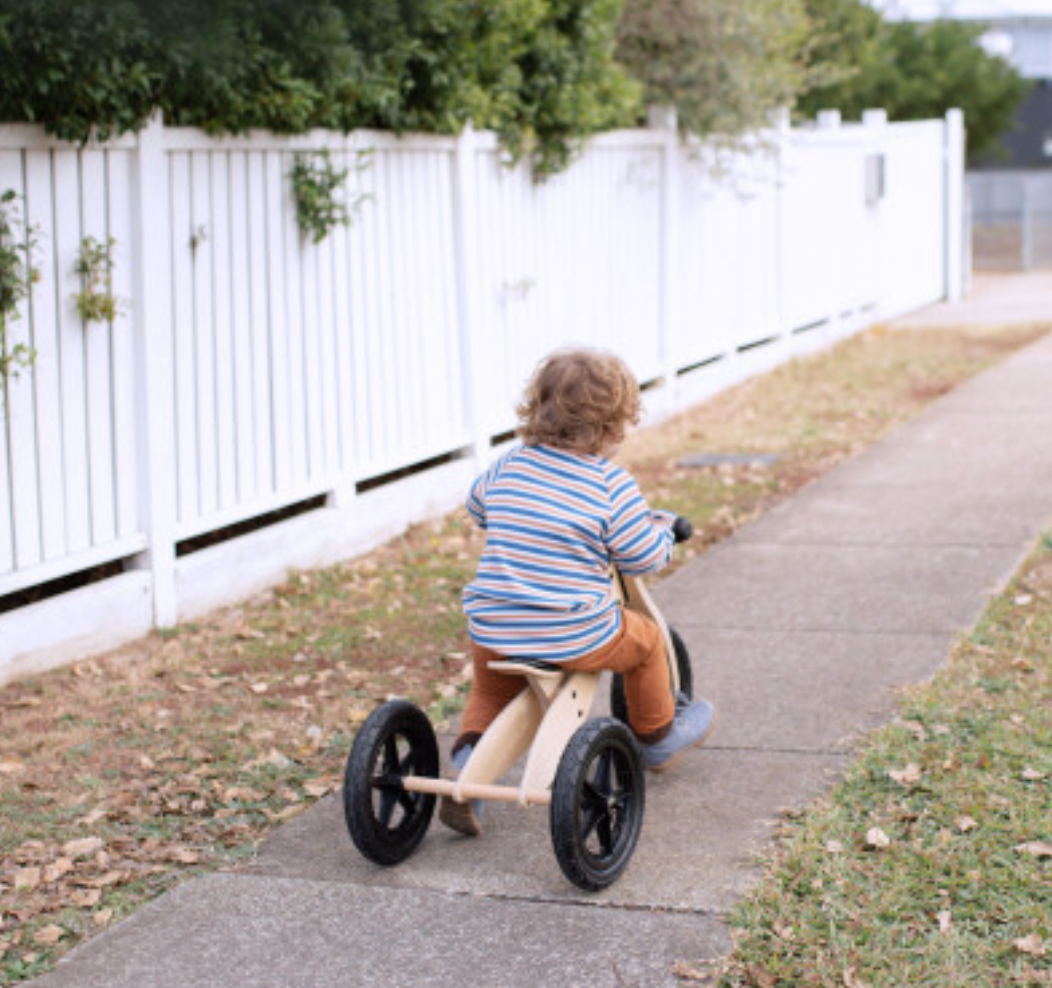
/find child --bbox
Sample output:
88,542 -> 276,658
440,348 -> 716,836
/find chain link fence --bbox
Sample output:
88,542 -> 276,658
968,170 -> 1052,271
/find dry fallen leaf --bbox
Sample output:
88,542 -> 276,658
43,858 -> 74,883
1015,841 -> 1052,859
263,748 -> 291,769
0,760 -> 27,775
223,785 -> 264,803
670,961 -> 710,983
866,827 -> 891,849
936,910 -> 953,935
826,840 -> 844,854
93,909 -> 114,928
264,805 -> 302,822
167,847 -> 199,864
745,964 -> 777,988
773,920 -> 795,941
63,836 -> 104,858
843,966 -> 871,988
32,924 -> 66,946
889,764 -> 923,786
1014,934 -> 1047,957
70,888 -> 102,908
73,870 -> 127,888
13,867 -> 42,891
1021,767 -> 1048,782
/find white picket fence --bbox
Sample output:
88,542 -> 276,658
0,109 -> 966,684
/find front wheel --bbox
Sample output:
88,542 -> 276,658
610,626 -> 694,725
343,699 -> 439,866
549,717 -> 645,891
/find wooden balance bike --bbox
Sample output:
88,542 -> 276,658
342,518 -> 695,891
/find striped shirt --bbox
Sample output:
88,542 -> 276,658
462,444 -> 675,662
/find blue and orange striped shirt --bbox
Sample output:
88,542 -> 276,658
462,444 -> 675,662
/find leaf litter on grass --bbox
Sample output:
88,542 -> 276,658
716,533 -> 1052,988
1,321 -> 1048,983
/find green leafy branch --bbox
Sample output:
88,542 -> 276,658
290,151 -> 371,245
74,235 -> 120,325
0,190 -> 39,390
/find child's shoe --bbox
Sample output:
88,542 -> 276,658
438,745 -> 484,837
641,700 -> 716,773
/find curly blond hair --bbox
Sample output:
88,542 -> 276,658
516,348 -> 642,455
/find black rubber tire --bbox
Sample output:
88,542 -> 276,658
549,717 -> 645,891
343,699 -> 439,866
610,626 -> 694,724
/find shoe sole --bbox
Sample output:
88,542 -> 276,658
647,707 -> 718,774
439,796 -> 482,837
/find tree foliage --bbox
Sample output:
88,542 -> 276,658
616,0 -> 813,140
0,0 -> 1029,166
797,2 -> 1030,161
0,0 -> 639,175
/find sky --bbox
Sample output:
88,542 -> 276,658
869,0 -> 1052,19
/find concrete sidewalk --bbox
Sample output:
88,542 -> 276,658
31,277 -> 1052,988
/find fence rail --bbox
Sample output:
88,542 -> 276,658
0,109 -> 966,683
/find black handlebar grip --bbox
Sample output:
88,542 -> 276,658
672,516 -> 693,543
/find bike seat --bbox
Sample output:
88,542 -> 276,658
488,660 -> 565,680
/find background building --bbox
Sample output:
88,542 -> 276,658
875,0 -> 1052,167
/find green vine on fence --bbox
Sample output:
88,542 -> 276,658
0,190 -> 39,391
289,151 -> 370,245
74,235 -> 120,325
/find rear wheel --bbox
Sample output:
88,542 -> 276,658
549,717 -> 645,890
343,700 -> 438,866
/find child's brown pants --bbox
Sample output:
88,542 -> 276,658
456,609 -> 674,748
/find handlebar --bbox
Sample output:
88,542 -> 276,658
672,516 -> 693,544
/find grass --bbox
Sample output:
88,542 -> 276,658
0,320 -> 1048,984
715,536 -> 1052,988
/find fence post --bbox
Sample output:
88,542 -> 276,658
772,107 -> 791,337
863,109 -> 888,311
943,108 -> 966,301
1020,175 -> 1034,272
452,125 -> 490,470
129,113 -> 177,626
649,105 -> 680,414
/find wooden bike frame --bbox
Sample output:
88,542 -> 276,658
401,571 -> 677,808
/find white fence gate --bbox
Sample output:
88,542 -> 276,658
0,109 -> 966,684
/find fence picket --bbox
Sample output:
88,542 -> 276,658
0,393 -> 11,575
228,151 -> 255,505
0,151 -> 42,570
263,150 -> 292,494
280,151 -> 307,487
106,150 -> 139,542
169,152 -> 197,531
190,151 -> 218,522
24,150 -> 66,561
209,150 -> 237,514
245,151 -> 271,500
79,150 -> 118,548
